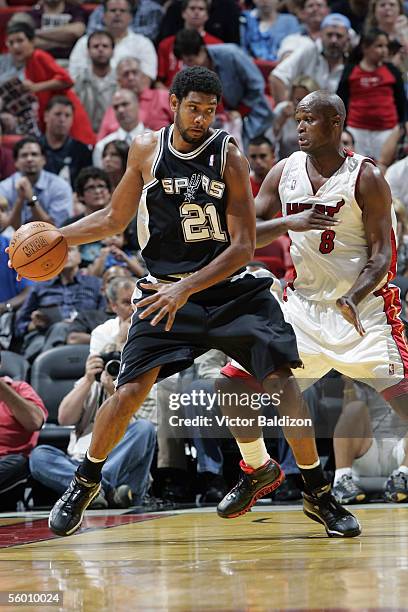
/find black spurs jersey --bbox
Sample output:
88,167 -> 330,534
137,124 -> 233,277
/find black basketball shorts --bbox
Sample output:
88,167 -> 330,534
116,274 -> 302,387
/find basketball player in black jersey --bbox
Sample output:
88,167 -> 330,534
43,67 -> 360,538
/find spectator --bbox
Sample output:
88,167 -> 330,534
66,266 -> 132,346
365,0 -> 408,48
247,134 -> 276,196
0,22 -> 95,146
15,245 -> 105,361
101,140 -> 128,190
89,276 -> 136,354
29,349 -> 156,508
63,167 -> 111,267
240,0 -> 301,62
88,232 -> 144,277
93,89 -> 146,167
0,234 -> 33,316
269,13 -> 351,102
40,96 -> 93,187
174,29 -> 274,145
157,0 -> 222,89
332,379 -> 408,504
29,0 -> 86,59
69,0 -> 157,86
87,0 -> 164,43
0,136 -> 73,230
98,57 -> 172,139
297,0 -> 330,40
159,0 -> 241,44
74,31 -> 117,134
341,127 -> 355,149
385,155 -> 408,211
271,74 -> 319,159
337,28 -> 406,159
0,351 -> 47,510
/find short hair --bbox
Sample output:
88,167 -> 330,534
181,0 -> 209,12
6,21 -> 35,40
116,56 -> 140,74
75,167 -> 111,196
105,276 -> 136,303
173,29 -> 206,60
45,95 -> 74,112
13,136 -> 45,161
87,29 -> 115,49
298,90 -> 346,127
170,66 -> 222,103
103,0 -> 133,13
248,135 -> 274,149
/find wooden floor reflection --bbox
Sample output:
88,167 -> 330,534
0,505 -> 407,611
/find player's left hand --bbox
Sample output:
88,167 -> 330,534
4,246 -> 22,281
336,296 -> 366,337
137,282 -> 190,331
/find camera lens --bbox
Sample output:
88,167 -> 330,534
105,359 -> 120,378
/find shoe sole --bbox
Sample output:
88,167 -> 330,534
384,492 -> 408,503
217,470 -> 285,519
303,507 -> 362,538
48,483 -> 101,537
335,493 -> 366,504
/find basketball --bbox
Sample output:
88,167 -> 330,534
8,221 -> 68,281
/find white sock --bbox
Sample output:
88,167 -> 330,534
236,439 -> 270,470
396,465 -> 408,475
87,451 -> 106,463
334,467 -> 353,486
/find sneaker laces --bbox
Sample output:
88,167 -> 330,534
60,475 -> 99,508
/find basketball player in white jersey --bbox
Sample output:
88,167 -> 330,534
220,90 -> 408,511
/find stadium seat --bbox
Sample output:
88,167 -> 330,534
0,350 -> 30,381
30,344 -> 89,423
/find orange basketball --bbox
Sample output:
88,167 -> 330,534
8,222 -> 68,281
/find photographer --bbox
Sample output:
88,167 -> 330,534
29,349 -> 156,508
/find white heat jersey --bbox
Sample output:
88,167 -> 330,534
279,150 -> 396,302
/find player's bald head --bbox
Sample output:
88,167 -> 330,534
297,90 -> 346,127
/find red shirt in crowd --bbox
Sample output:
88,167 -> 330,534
346,64 -> 399,131
158,31 -> 222,88
25,49 -> 96,145
0,377 -> 48,457
97,88 -> 173,141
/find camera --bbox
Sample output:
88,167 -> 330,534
95,351 -> 122,381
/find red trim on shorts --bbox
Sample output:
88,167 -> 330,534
382,377 -> 408,400
374,284 -> 408,397
220,363 -> 263,392
387,228 -> 398,282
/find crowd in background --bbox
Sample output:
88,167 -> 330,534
0,0 -> 408,511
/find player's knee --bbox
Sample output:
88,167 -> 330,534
116,382 -> 145,416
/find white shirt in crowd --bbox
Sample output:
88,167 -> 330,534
93,122 -> 147,167
69,28 -> 157,82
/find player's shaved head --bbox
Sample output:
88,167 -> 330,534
297,90 -> 346,127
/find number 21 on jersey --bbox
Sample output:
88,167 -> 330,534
180,202 -> 227,242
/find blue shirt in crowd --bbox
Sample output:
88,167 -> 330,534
207,44 -> 274,144
0,235 -> 33,302
241,10 -> 301,62
0,170 -> 73,228
15,272 -> 105,336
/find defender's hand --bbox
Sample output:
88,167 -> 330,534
287,208 -> 340,232
5,246 -> 22,281
137,282 -> 190,331
336,296 -> 366,337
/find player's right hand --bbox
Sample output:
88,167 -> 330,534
286,208 -> 340,232
336,296 -> 366,337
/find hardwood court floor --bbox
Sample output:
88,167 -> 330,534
0,504 -> 407,612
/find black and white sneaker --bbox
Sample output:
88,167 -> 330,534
332,474 -> 366,504
303,483 -> 362,538
48,472 -> 101,537
384,470 -> 408,503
